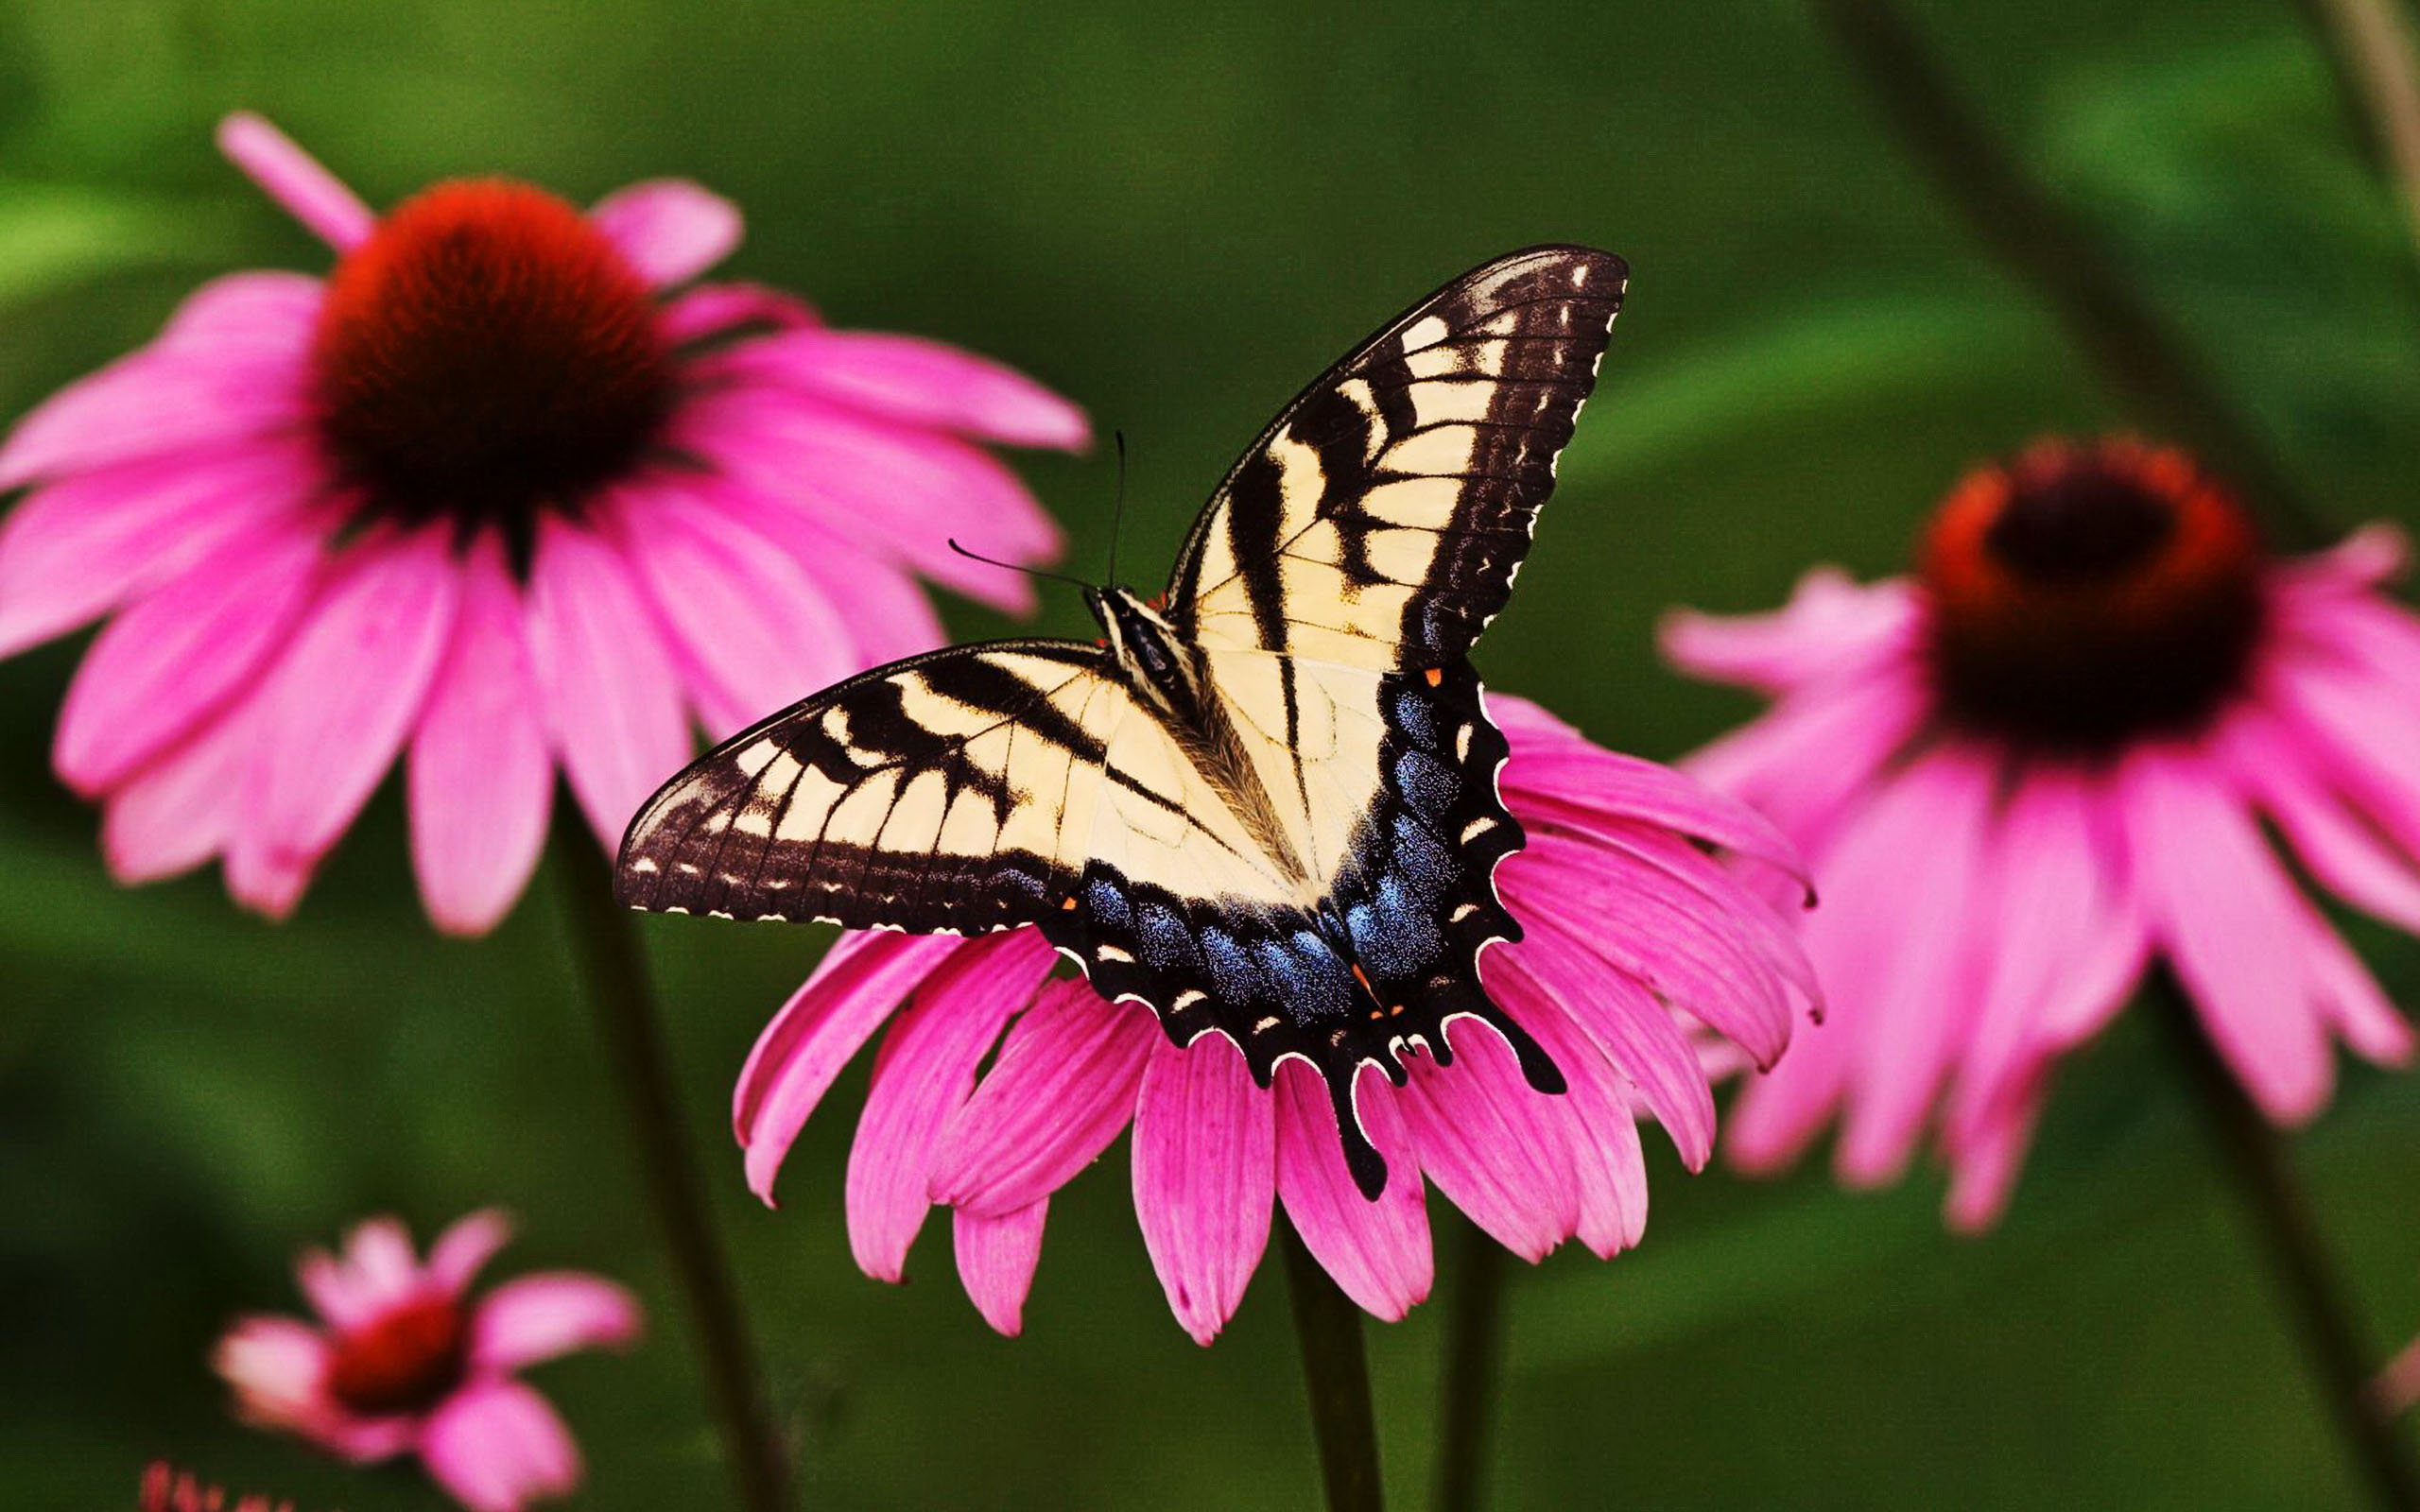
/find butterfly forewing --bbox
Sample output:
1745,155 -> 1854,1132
1168,245 -> 1627,670
615,641 -> 1126,933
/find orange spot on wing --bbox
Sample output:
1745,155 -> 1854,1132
1423,666 -> 1443,687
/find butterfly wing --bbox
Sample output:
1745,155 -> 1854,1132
1167,244 -> 1626,670
1045,646 -> 1558,1197
615,640 -> 1126,933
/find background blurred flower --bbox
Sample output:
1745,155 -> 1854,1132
1664,437 -> 2420,1228
732,693 -> 1815,1343
139,1462 -> 297,1512
0,112 -> 1086,935
213,1210 -> 639,1512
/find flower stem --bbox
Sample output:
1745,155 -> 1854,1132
550,817 -> 792,1512
2148,974 -> 2420,1510
1806,0 -> 2331,550
1433,1217 -> 1509,1512
2296,0 -> 2420,278
1280,1212 -> 1388,1512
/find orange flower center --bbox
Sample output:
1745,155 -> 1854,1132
323,1292 -> 469,1418
310,180 -> 675,549
1919,438 -> 2265,751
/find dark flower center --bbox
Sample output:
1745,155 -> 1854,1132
309,179 -> 675,548
1920,438 -> 2265,751
323,1292 -> 469,1418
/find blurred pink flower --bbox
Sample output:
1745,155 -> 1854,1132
0,112 -> 1086,934
735,694 -> 1815,1344
213,1210 -> 640,1512
140,1462 -> 297,1512
1664,437 -> 2420,1229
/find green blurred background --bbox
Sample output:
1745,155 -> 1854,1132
6,0 -> 2420,1506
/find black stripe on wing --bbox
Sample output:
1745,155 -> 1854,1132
614,640 -> 1117,934
1167,244 -> 1627,668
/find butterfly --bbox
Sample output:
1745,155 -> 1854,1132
617,245 -> 1627,1197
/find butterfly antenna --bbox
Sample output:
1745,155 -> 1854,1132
945,538 -> 1093,593
1106,429 -> 1131,589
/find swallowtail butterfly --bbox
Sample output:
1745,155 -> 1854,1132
618,246 -> 1628,1196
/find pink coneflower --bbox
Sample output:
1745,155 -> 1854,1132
139,1462 -> 299,1512
213,1210 -> 640,1512
734,693 -> 1815,1343
1663,436 -> 2420,1228
0,112 -> 1085,934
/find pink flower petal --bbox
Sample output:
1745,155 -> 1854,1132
420,1380 -> 583,1512
735,930 -> 970,1203
1546,813 -> 1819,1014
1396,1021 -> 1579,1263
930,980 -> 1158,1217
216,112 -> 374,250
1946,768 -> 2144,1153
341,1217 -> 424,1305
226,529 -> 459,918
2270,655 -> 2420,858
1495,977 -> 1649,1255
407,534 -> 553,936
1506,832 -> 1793,1071
524,516 -> 692,847
99,679 -> 266,884
0,438 -> 318,657
672,389 -> 1063,615
611,485 -> 860,738
1677,662 -> 1927,851
1830,750 -> 1996,1186
469,1273 -> 642,1374
2226,709 -> 2420,935
1943,1081 -> 2045,1234
1658,569 -> 1919,694
954,1201 -> 1048,1337
845,931 -> 1055,1280
2121,747 -> 2333,1122
427,1209 -> 515,1296
659,282 -> 820,345
2298,905 -> 2414,1065
1494,703 -> 1810,891
1495,902 -> 1720,1165
53,521 -> 324,796
704,484 -> 948,667
1273,1061 -> 1431,1321
213,1314 -> 331,1427
588,180 -> 742,287
709,327 -> 1090,450
156,270 -> 327,351
1130,1034 -> 1275,1346
0,330 -> 308,490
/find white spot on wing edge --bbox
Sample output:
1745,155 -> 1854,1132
1400,314 -> 1450,352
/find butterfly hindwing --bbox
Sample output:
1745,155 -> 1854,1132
1044,652 -> 1562,1195
615,641 -> 1125,933
1168,244 -> 1626,670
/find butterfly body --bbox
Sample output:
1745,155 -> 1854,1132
619,246 -> 1628,1195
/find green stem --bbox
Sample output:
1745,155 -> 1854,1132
2296,0 -> 2420,279
1807,0 -> 2331,550
1433,1218 -> 1510,1512
2149,975 -> 2420,1511
550,816 -> 793,1512
1281,1213 -> 1388,1512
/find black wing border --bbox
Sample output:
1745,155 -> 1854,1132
1162,242 -> 1631,620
